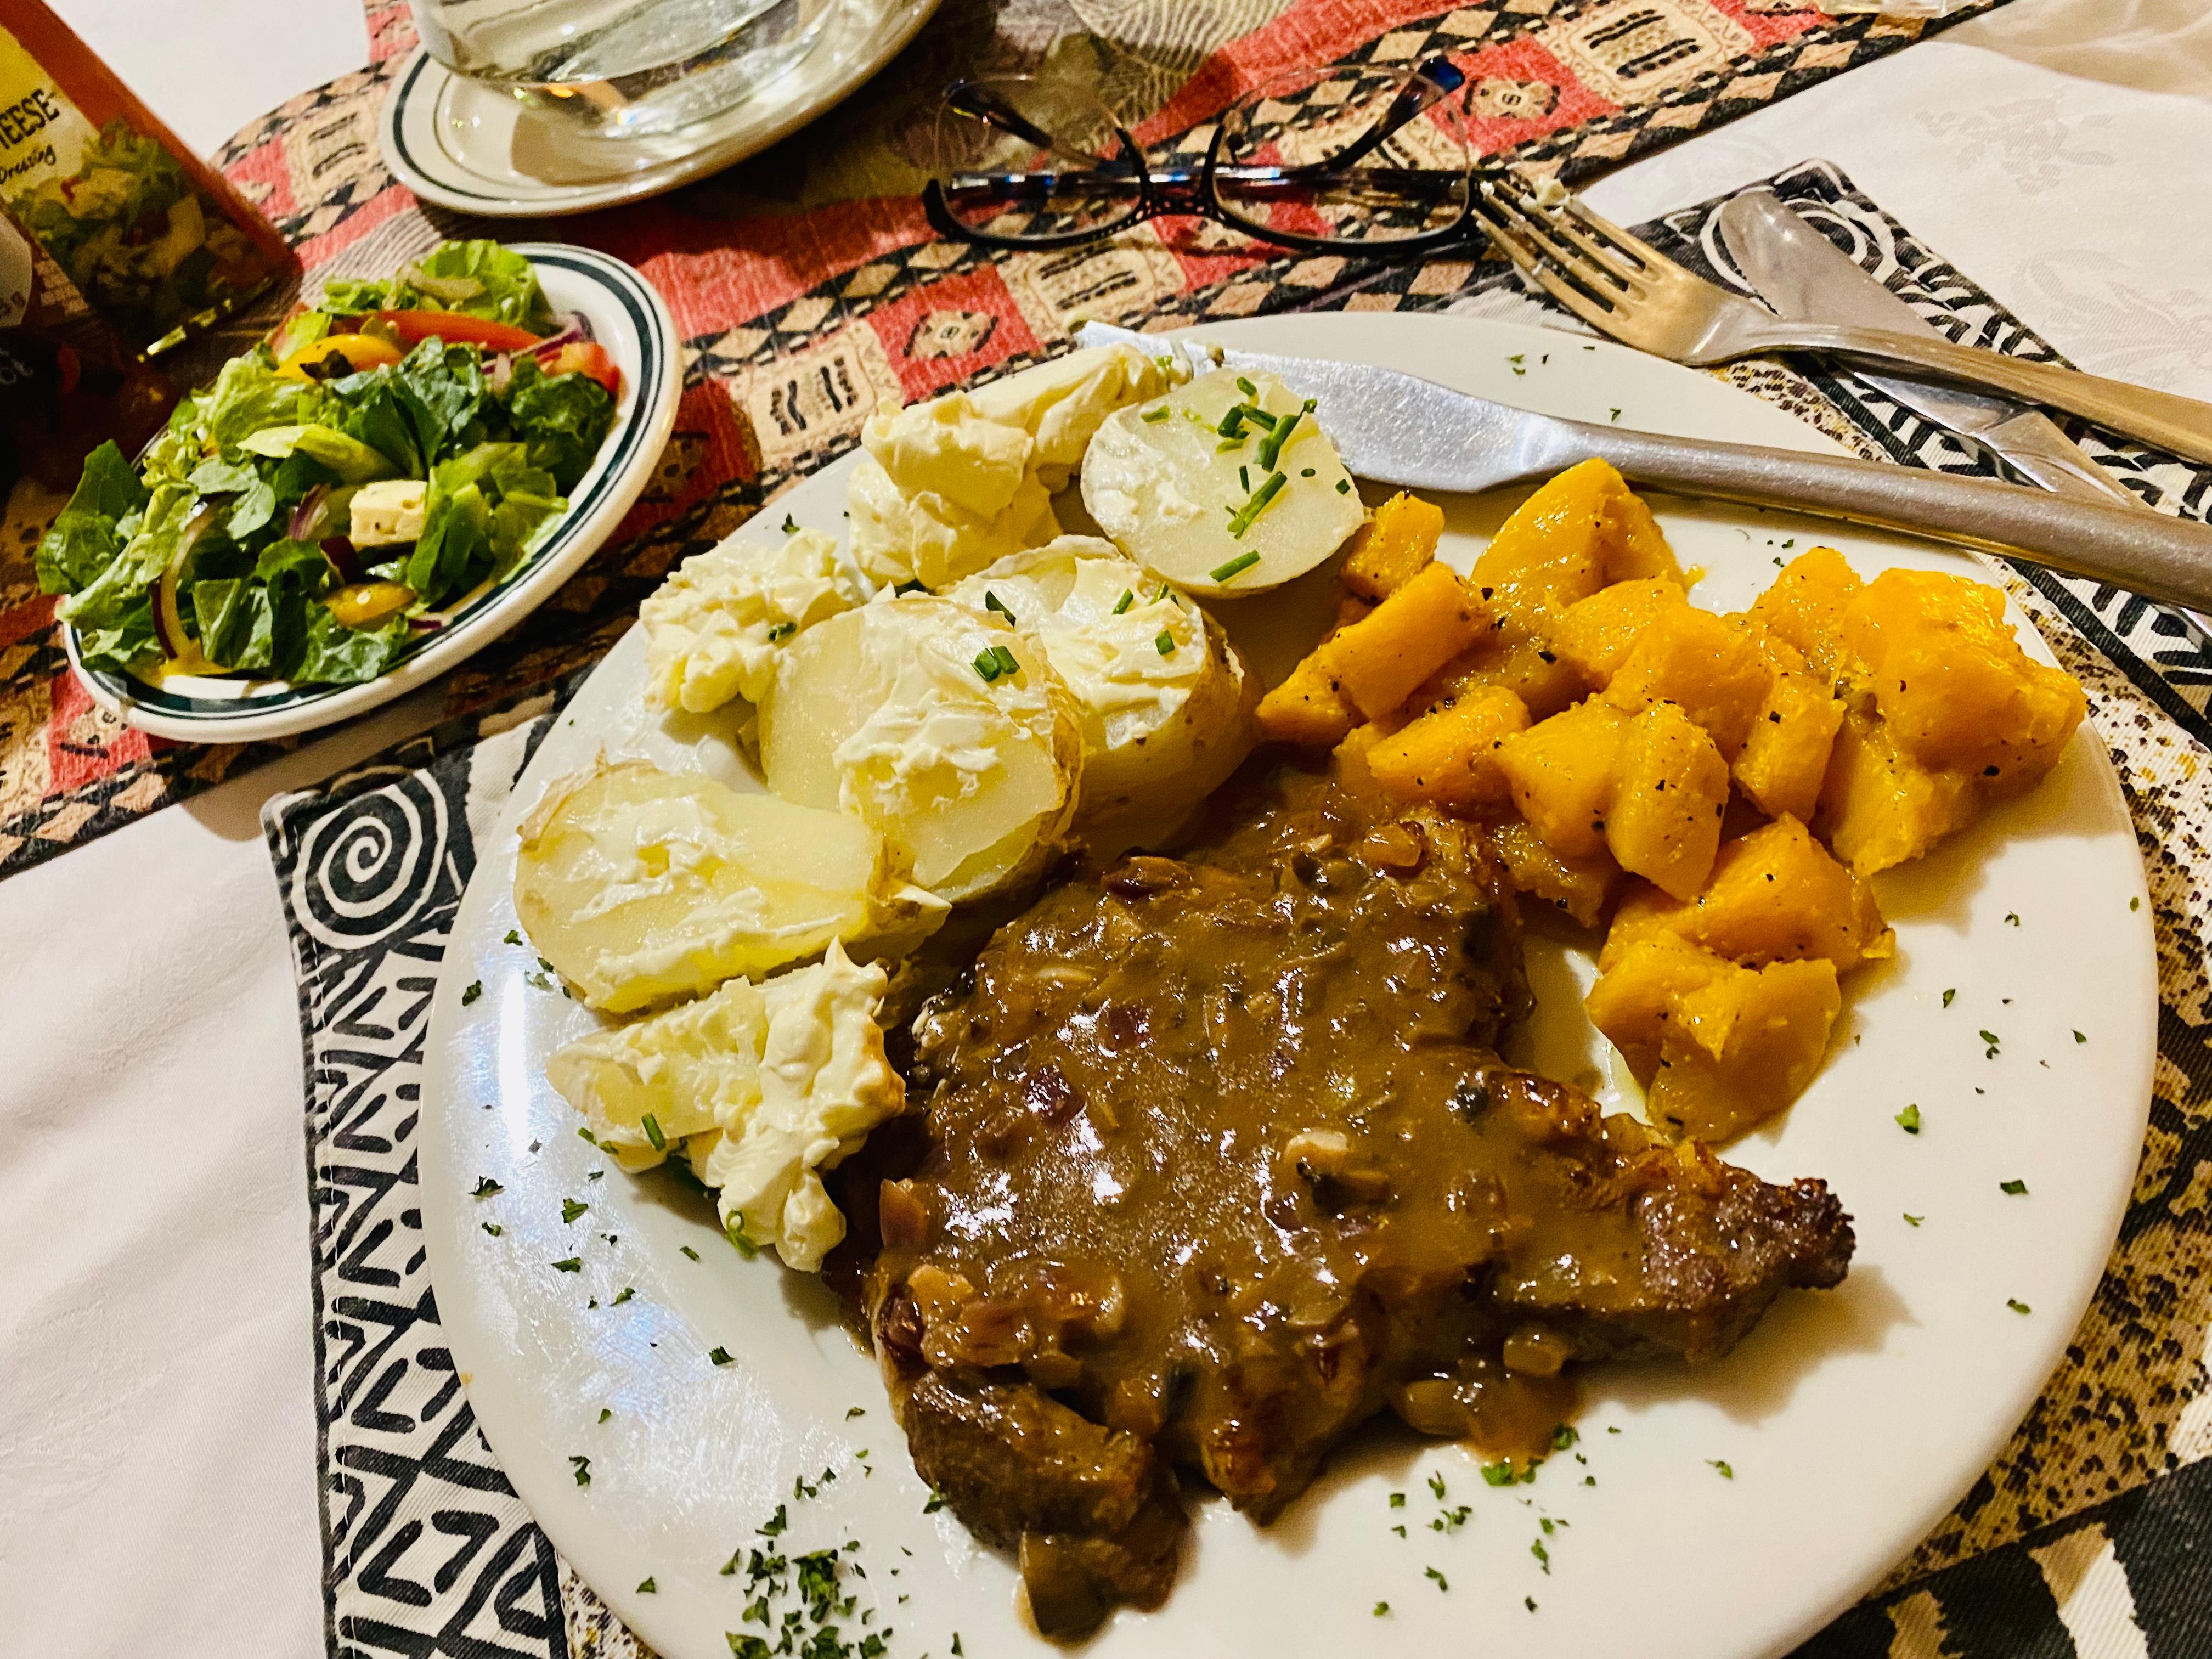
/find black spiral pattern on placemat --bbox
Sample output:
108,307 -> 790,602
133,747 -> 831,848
287,765 -> 447,952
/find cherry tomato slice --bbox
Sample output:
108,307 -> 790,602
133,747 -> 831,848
373,309 -> 546,353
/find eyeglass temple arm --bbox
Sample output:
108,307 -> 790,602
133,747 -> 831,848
943,81 -> 1132,173
1274,57 -> 1468,180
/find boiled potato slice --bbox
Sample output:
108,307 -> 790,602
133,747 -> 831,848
948,537 -> 1256,852
515,761 -> 894,1013
758,596 -> 1084,902
1081,366 -> 1364,597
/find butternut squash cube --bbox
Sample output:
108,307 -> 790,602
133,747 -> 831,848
1602,816 -> 1891,973
1256,652 -> 1357,747
1746,546 -> 1861,681
1494,819 -> 1621,929
1556,577 -> 1689,687
1604,607 -> 1773,759
1494,697 -> 1629,860
1321,561 -> 1489,722
1585,939 -> 1841,1142
1653,955 -> 1842,1142
1426,636 -> 1588,722
1471,458 -> 1685,620
1839,568 -> 2086,792
1339,491 -> 1445,601
1815,705 -> 1980,874
1734,669 -> 1844,823
1365,685 -> 1530,810
1604,702 -> 1729,900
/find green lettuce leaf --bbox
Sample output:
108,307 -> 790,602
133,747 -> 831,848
295,605 -> 409,685
316,240 -> 554,333
204,351 -> 322,454
72,596 -> 161,674
237,425 -> 399,484
36,441 -> 150,594
190,577 -> 275,672
188,456 -> 280,541
404,479 -> 493,607
503,355 -> 616,492
58,486 -> 200,629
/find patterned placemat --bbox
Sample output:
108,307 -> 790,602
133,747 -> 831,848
264,161 -> 2212,1659
0,0 -> 2019,882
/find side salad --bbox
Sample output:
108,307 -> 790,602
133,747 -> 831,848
37,239 -> 622,686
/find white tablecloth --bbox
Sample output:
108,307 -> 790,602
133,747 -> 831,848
3,1 -> 2209,1651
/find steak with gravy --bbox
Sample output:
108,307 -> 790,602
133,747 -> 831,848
863,766 -> 1852,1635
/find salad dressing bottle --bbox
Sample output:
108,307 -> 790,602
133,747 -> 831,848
0,1 -> 299,359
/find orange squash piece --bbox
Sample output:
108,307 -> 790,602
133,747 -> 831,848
1339,491 -> 1446,601
1556,577 -> 1689,687
1604,702 -> 1730,900
1493,697 -> 1630,861
1604,606 -> 1774,760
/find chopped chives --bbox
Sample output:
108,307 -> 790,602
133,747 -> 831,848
892,578 -> 926,595
973,650 -> 1002,683
990,644 -> 1019,678
1301,467 -> 1315,478
641,1113 -> 665,1151
1235,375 -> 1257,397
983,590 -> 1015,624
1238,403 -> 1278,430
1155,630 -> 1175,655
1141,407 -> 1170,424
765,621 -> 795,642
1226,470 -> 1288,539
1335,478 -> 1352,493
1112,589 -> 1134,614
1216,405 -> 1247,437
1211,549 -> 1262,582
1256,408 -> 1302,470
1239,465 -> 1250,493
1216,437 -> 1245,453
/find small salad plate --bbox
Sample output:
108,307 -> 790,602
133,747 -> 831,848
60,242 -> 679,744
379,0 -> 940,218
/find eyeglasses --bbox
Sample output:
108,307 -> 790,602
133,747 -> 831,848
924,59 -> 1482,259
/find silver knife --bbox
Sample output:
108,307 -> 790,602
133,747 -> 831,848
1717,188 -> 2135,509
1074,321 -> 2212,613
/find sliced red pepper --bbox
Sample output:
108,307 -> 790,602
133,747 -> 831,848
539,341 -> 622,398
374,309 -> 546,352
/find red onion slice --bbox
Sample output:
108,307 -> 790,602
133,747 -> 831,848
288,483 -> 329,542
320,534 -> 362,583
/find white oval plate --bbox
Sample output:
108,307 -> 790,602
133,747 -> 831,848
421,312 -> 2155,1659
380,0 -> 941,218
65,243 -> 680,744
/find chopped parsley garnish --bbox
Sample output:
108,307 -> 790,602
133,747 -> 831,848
1943,988 -> 1956,1008
1374,1601 -> 1390,1617
612,1286 -> 634,1305
1336,477 -> 1352,493
462,981 -> 483,1006
1980,1029 -> 2001,1058
1480,1461 -> 1516,1487
641,1113 -> 666,1151
1551,1424 -> 1578,1450
1155,630 -> 1175,656
2075,1030 -> 2087,1043
765,621 -> 795,643
1709,1460 -> 1734,1478
1211,549 -> 1262,582
504,929 -> 522,945
1427,1471 -> 1446,1500
599,1407 -> 612,1423
1425,1566 -> 1448,1592
2001,1179 -> 2028,1195
1389,1491 -> 1405,1508
482,1222 -> 503,1236
2131,896 -> 2141,911
781,514 -> 798,534
680,1245 -> 701,1261
1527,1596 -> 1539,1612
1609,408 -> 1622,421
2005,912 -> 2020,926
525,972 -> 554,992
637,1576 -> 657,1593
569,1455 -> 591,1486
552,1256 -> 582,1273
924,1486 -> 949,1513
847,1406 -> 866,1418
1112,589 -> 1135,614
1531,1537 -> 1550,1571
709,1346 -> 736,1366
1141,406 -> 1170,424
562,1198 -> 589,1224
1895,1104 -> 1922,1135
1904,1214 -> 1923,1227
472,1177 -> 503,1199
2008,1298 -> 2032,1314
983,590 -> 1015,624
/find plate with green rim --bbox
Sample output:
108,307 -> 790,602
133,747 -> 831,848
64,241 -> 680,746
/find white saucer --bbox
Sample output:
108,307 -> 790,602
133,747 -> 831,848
380,0 -> 941,218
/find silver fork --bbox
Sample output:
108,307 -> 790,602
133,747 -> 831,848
1469,171 -> 2212,467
